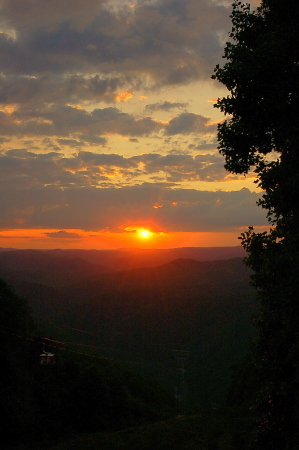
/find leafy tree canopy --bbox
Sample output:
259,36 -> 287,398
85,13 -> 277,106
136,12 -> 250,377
213,0 -> 299,229
213,0 -> 299,447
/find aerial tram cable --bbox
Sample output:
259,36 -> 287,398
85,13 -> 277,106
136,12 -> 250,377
0,324 -> 112,363
0,323 -> 116,351
48,321 -> 105,337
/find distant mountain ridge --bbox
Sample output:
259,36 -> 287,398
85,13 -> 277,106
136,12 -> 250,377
0,247 -> 246,287
0,249 -> 110,288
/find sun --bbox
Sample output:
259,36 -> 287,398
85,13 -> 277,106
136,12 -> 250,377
138,228 -> 152,239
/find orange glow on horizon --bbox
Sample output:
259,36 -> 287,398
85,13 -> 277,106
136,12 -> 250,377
0,227 -> 261,250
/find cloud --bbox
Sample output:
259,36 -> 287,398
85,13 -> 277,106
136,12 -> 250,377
0,73 -> 128,106
0,104 -> 164,140
0,0 -> 263,243
0,0 -> 230,85
0,179 -> 267,232
0,0 -> 226,156
44,230 -> 82,239
0,149 -> 235,189
0,148 -> 266,233
130,152 -> 227,182
145,100 -> 189,112
0,104 -> 217,142
165,112 -> 216,135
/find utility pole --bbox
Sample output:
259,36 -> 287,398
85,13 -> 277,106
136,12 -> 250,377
173,350 -> 190,414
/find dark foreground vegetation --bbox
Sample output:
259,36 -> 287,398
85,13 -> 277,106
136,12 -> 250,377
49,412 -> 253,450
0,276 -> 256,450
0,251 -> 257,412
213,0 -> 299,447
0,279 -> 177,449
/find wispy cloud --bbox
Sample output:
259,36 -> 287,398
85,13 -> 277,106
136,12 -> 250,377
44,230 -> 82,239
0,149 -> 234,188
0,179 -> 266,233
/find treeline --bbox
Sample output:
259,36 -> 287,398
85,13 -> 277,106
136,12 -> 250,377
0,278 -> 175,449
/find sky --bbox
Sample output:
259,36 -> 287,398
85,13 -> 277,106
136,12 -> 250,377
0,0 -> 266,250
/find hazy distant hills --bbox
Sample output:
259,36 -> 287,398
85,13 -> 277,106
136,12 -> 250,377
0,247 -> 256,409
0,248 -> 110,288
0,247 -> 246,287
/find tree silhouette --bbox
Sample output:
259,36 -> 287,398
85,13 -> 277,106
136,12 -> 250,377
0,279 -> 37,447
213,0 -> 299,447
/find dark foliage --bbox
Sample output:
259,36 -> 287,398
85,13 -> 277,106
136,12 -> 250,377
3,256 -> 256,410
0,279 -> 38,447
0,249 -> 259,448
0,279 -> 175,449
49,414 -> 235,450
213,0 -> 299,447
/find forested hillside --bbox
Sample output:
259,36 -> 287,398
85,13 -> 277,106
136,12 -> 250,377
0,249 -> 257,413
0,278 -> 176,449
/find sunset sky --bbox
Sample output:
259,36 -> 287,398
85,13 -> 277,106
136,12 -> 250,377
0,0 -> 266,250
